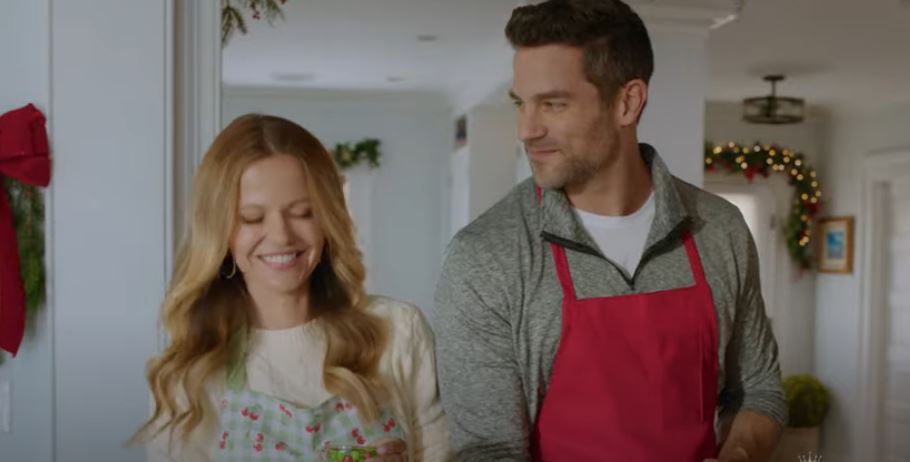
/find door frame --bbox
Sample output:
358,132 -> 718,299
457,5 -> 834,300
857,146 -> 910,459
704,174 -> 779,321
161,1 -> 222,351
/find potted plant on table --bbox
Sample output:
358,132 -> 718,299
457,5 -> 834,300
772,374 -> 831,461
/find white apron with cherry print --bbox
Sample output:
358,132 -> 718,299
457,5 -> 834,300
214,360 -> 404,461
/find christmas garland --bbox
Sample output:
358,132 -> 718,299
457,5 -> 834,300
222,0 -> 287,47
704,142 -> 822,269
332,139 -> 382,170
0,179 -> 46,364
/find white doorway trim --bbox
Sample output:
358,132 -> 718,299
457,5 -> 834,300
173,0 -> 222,246
161,0 -> 222,351
856,146 -> 910,460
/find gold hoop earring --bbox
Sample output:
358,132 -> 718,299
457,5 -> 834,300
222,257 -> 237,279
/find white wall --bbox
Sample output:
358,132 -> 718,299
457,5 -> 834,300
1,2 -> 170,462
0,2 -> 53,461
466,104 -> 518,221
639,28 -> 709,186
704,101 -> 827,377
446,102 -> 518,240
814,101 -> 910,462
705,102 -> 828,161
450,43 -> 513,117
222,88 -> 452,316
52,1 -> 169,461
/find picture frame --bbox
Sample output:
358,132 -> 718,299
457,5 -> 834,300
817,216 -> 854,273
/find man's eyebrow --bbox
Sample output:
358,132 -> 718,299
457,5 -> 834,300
533,90 -> 572,100
508,90 -> 573,101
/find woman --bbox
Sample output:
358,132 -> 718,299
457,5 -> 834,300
134,114 -> 450,461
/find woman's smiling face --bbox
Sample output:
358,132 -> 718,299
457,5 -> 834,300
230,153 -> 325,296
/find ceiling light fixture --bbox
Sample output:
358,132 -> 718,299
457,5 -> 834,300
742,75 -> 805,124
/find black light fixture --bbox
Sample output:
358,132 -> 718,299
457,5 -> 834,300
742,75 -> 805,124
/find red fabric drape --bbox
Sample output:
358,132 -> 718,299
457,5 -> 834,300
0,104 -> 51,356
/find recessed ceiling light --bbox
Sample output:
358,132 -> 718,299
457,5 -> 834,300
417,35 -> 437,42
387,76 -> 406,83
270,72 -> 316,82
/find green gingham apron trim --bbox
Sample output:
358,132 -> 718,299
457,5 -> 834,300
214,341 -> 404,461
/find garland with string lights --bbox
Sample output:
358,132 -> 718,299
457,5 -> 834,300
704,142 -> 823,269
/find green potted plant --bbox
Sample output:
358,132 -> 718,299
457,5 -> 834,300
773,374 -> 831,461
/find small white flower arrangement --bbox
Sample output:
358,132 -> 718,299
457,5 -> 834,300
798,452 -> 822,462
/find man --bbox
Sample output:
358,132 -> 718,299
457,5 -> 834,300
432,1 -> 786,461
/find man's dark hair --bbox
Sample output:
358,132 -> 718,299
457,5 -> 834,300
505,0 -> 654,106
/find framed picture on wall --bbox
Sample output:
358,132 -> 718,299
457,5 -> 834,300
817,216 -> 854,273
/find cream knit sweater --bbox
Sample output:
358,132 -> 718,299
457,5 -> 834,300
146,296 -> 451,461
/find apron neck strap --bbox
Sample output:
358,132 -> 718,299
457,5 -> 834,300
225,328 -> 249,391
681,231 -> 709,288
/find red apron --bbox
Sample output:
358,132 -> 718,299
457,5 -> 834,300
532,188 -> 718,461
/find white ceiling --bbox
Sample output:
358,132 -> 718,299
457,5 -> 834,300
221,0 -> 520,96
707,0 -> 910,113
222,0 -> 910,113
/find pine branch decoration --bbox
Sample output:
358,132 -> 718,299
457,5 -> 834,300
3,178 -> 45,325
221,0 -> 287,47
0,178 -> 46,364
332,139 -> 383,170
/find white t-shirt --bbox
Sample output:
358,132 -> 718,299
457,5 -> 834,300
573,192 -> 655,278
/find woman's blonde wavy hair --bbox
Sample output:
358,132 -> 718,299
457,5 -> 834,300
133,114 -> 387,444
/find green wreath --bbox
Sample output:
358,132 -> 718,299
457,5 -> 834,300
332,139 -> 382,170
0,179 -> 46,364
704,142 -> 822,269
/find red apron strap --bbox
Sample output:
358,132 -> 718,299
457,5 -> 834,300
682,231 -> 710,289
535,186 -> 578,301
550,243 -> 577,302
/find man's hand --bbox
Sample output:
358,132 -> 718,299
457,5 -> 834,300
705,410 -> 781,462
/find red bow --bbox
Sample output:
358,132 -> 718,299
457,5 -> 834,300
0,104 -> 51,356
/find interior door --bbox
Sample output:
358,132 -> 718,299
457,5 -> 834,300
882,176 -> 910,461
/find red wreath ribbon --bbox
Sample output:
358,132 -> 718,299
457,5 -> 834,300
0,104 -> 51,356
